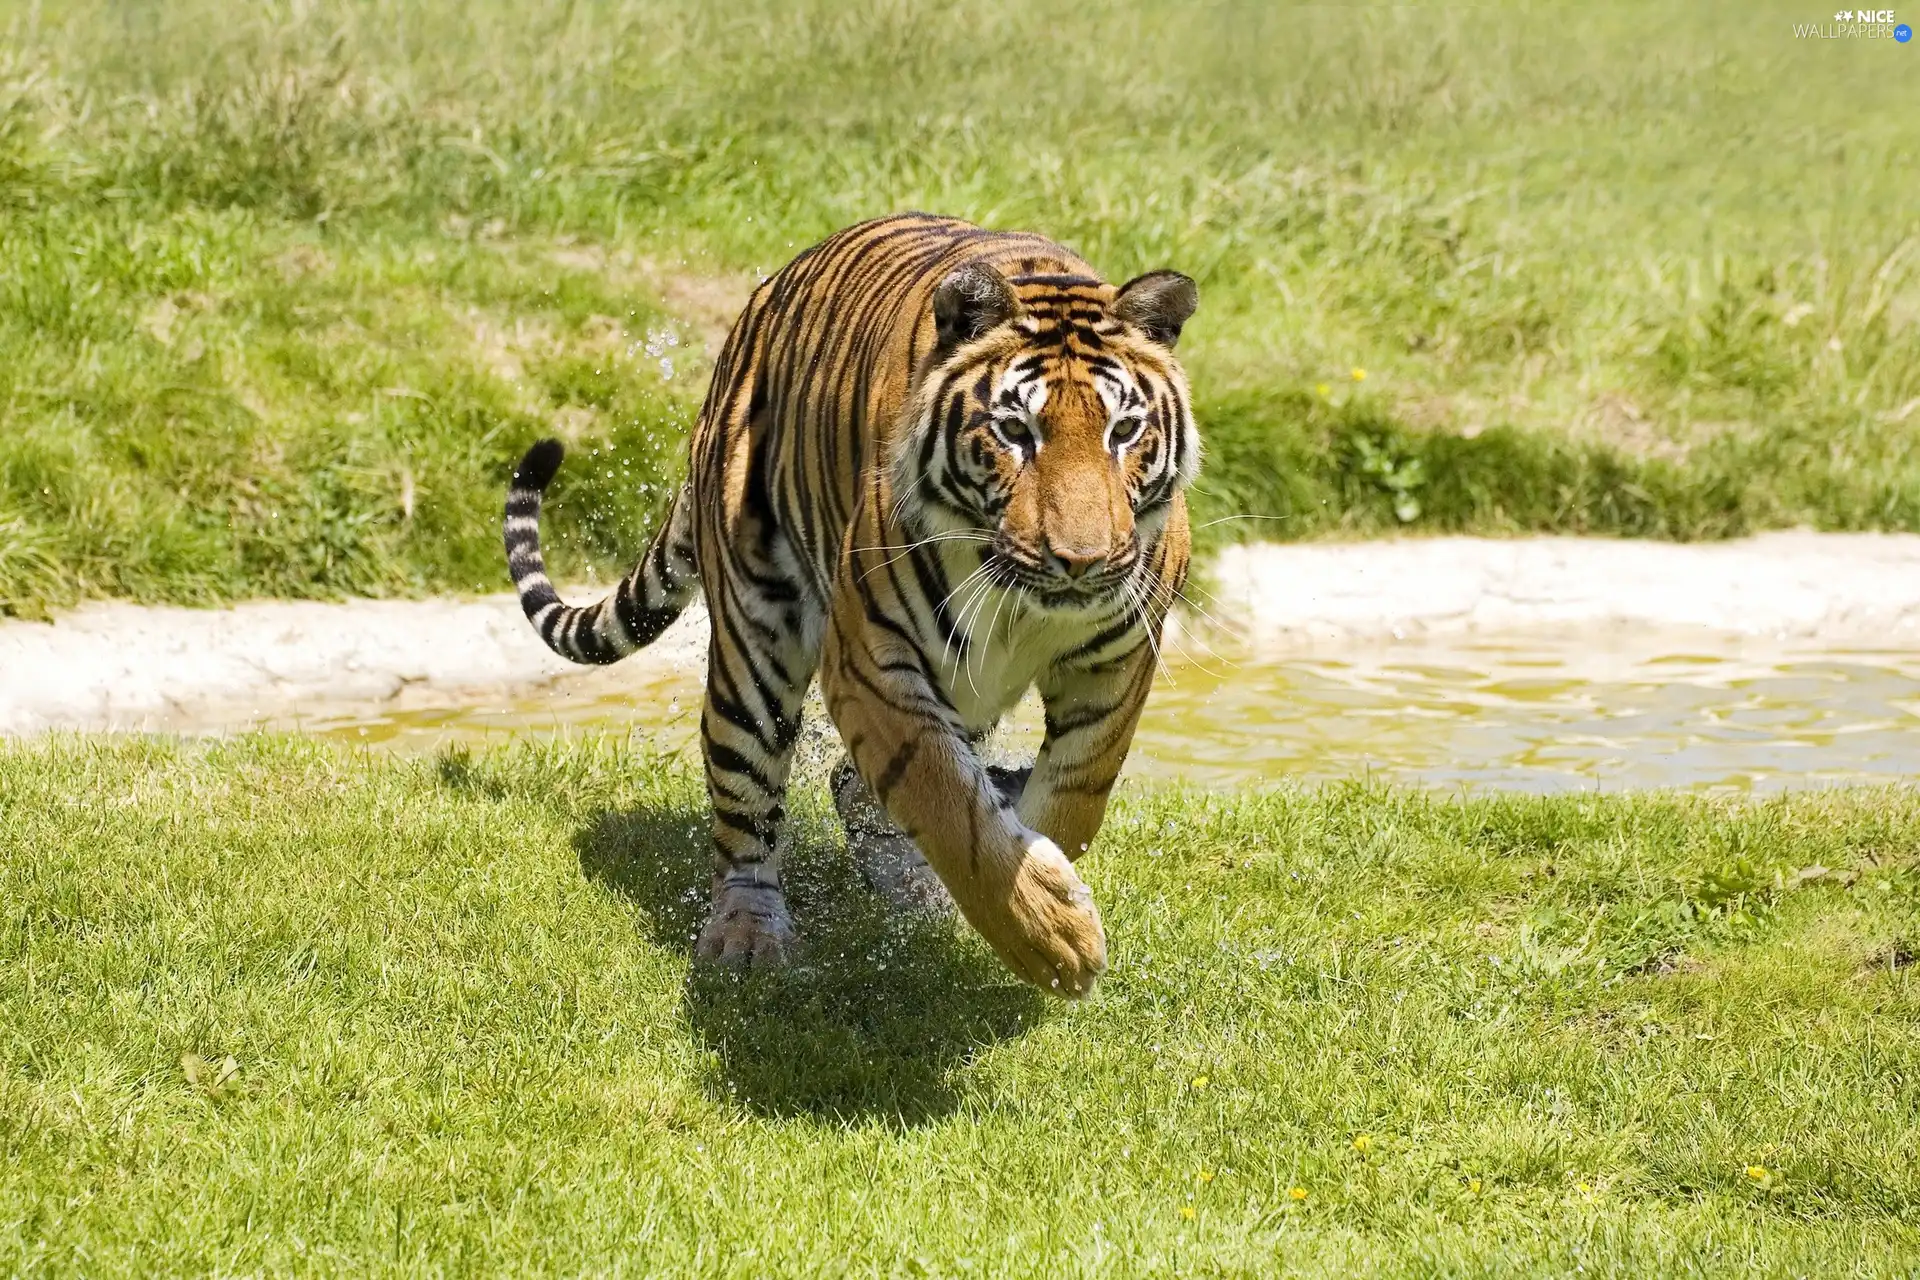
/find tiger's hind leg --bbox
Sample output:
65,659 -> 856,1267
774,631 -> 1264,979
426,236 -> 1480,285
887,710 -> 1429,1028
830,755 -> 1031,917
692,568 -> 820,970
830,755 -> 951,916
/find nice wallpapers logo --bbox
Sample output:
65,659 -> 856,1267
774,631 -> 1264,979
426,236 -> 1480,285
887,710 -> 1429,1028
1795,8 -> 1914,38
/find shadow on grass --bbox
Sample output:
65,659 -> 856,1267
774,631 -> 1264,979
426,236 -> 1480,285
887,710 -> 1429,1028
573,801 -> 1042,1125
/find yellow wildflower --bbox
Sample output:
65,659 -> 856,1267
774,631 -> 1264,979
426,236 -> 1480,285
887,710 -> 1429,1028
1468,1177 -> 1483,1194
1198,1169 -> 1215,1184
1190,1075 -> 1209,1090
1180,1205 -> 1197,1220
1351,1133 -> 1373,1154
1351,367 -> 1367,381
1288,1186 -> 1309,1201
1315,382 -> 1332,398
1747,1165 -> 1775,1188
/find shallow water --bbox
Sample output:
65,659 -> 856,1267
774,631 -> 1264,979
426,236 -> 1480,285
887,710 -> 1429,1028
300,632 -> 1920,793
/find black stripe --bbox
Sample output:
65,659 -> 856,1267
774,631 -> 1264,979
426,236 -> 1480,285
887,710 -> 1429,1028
706,739 -> 775,794
904,543 -> 963,652
1045,697 -> 1124,739
872,738 -> 921,802
1058,614 -> 1141,667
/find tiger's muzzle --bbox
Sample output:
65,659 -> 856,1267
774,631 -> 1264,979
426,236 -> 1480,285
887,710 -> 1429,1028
986,536 -> 1138,610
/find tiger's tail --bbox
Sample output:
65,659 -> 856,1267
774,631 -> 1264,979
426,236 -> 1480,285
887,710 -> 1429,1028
503,438 -> 700,665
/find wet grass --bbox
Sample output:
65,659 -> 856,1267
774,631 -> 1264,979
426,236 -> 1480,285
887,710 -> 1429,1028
4,735 -> 1919,1275
3,0 -> 1920,615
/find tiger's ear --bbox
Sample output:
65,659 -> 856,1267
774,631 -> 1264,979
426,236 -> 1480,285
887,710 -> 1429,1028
1113,270 -> 1200,349
932,264 -> 1020,350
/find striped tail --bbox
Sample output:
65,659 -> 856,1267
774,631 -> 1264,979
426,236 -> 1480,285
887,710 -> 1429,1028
503,439 -> 700,665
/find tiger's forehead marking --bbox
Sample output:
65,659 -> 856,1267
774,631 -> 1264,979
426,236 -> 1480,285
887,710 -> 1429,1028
992,351 -> 1141,428
994,343 -> 1143,422
994,365 -> 1050,420
1088,360 -> 1143,412
1005,272 -> 1117,354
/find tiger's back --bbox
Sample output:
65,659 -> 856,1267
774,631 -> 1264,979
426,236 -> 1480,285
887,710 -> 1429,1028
504,212 -> 1201,996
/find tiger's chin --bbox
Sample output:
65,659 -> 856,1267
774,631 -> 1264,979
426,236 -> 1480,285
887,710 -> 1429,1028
1005,573 -> 1132,617
1026,581 -> 1124,614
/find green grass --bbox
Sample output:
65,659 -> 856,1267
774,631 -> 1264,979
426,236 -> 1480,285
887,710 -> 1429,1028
4,735 -> 1919,1275
3,0 -> 1920,615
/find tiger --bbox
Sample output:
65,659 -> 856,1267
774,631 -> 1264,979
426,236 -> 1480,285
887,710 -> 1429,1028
503,213 -> 1199,998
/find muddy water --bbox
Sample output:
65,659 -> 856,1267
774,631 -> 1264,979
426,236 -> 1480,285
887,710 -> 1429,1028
297,632 -> 1920,793
1126,640 -> 1920,792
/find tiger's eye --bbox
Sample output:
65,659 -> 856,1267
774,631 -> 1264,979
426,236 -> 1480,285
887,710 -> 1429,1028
996,417 -> 1035,449
1110,417 -> 1146,447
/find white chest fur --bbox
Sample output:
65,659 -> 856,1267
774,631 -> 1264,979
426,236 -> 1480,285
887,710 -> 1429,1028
933,582 -> 1115,735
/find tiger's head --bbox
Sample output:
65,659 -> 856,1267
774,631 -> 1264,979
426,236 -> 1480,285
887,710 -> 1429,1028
896,261 -> 1200,612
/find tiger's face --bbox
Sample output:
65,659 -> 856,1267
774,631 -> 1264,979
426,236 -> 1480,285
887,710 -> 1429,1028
898,263 -> 1200,612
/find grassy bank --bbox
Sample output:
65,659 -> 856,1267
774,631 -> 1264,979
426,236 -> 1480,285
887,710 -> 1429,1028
3,736 -> 1919,1274
2,1 -> 1919,615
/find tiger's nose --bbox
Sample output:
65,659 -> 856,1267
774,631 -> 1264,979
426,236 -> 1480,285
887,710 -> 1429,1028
1044,543 -> 1107,580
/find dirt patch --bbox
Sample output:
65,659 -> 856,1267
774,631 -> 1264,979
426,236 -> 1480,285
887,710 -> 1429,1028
1635,951 -> 1709,979
1863,942 -> 1916,976
139,291 -> 218,350
1397,386 -> 1705,463
1570,391 -> 1695,464
421,235 -> 754,427
458,241 -> 751,431
547,244 -> 755,356
462,308 -> 558,417
458,307 -> 634,440
271,244 -> 332,282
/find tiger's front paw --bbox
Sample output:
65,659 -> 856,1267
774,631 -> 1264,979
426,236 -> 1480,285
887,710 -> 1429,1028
695,876 -> 798,970
978,833 -> 1107,999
